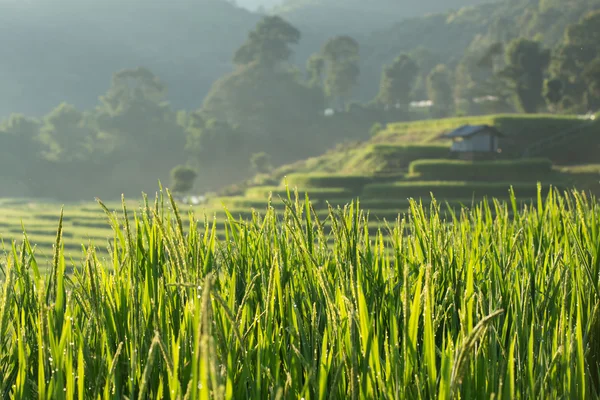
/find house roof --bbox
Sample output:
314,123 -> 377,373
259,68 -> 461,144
444,124 -> 504,139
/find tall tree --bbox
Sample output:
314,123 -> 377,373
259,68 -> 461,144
185,116 -> 250,190
543,78 -> 564,111
376,54 -> 419,109
38,103 -> 97,162
233,15 -> 301,68
170,165 -> 197,195
320,36 -> 360,108
549,10 -> 600,111
499,38 -> 550,113
427,64 -> 454,118
96,67 -> 186,194
306,54 -> 326,88
583,58 -> 600,109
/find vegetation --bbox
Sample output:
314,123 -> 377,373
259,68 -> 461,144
170,165 -> 198,195
499,38 -> 551,113
409,158 -> 555,181
250,152 -> 273,174
1,188 -> 600,398
376,54 -> 419,109
3,2 -> 600,201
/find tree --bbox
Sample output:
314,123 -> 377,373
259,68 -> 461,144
376,54 -> 419,109
95,67 -> 187,195
250,152 -> 272,174
547,10 -> 600,112
543,78 -> 564,109
233,16 -> 301,68
498,38 -> 550,113
184,115 -> 253,190
38,103 -> 97,162
306,54 -> 326,88
564,10 -> 600,66
583,58 -> 600,109
427,64 -> 454,118
0,114 -> 42,193
170,165 -> 197,194
320,36 -> 360,108
201,63 -> 325,167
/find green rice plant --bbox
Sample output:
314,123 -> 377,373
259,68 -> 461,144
0,185 -> 599,398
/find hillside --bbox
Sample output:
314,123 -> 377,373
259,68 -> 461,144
0,0 -> 260,116
0,113 -> 598,262
2,0 -> 598,116
208,113 -> 600,222
275,0 -> 499,34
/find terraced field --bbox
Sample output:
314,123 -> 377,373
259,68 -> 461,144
0,183 -> 543,271
2,113 -> 598,270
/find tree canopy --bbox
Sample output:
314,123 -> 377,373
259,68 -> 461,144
377,54 -> 419,108
233,15 -> 301,67
499,38 -> 551,113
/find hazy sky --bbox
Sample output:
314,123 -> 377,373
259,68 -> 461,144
235,0 -> 283,10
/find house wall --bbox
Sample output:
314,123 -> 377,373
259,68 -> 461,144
451,132 -> 498,152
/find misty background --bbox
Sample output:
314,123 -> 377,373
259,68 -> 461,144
1,0 -> 599,200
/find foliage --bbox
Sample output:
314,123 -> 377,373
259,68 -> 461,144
306,53 -> 326,88
184,115 -> 251,191
426,64 -> 454,117
409,158 -> 555,181
369,122 -> 383,137
543,78 -> 564,108
320,36 -> 361,108
1,188 -> 600,398
583,58 -> 600,105
201,62 -> 333,172
0,0 -> 261,116
376,54 -> 419,108
548,10 -> 600,111
498,38 -> 551,113
282,173 -> 385,191
363,180 -> 558,199
250,152 -> 272,174
233,15 -> 301,67
170,165 -> 197,194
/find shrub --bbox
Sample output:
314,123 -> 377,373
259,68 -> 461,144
246,186 -> 356,201
170,165 -> 197,194
250,152 -> 272,174
343,144 -> 450,173
362,181 -> 560,200
408,158 -> 554,181
283,174 -> 372,190
370,122 -> 384,137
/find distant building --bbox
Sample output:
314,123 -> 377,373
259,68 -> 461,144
410,100 -> 434,108
444,124 -> 503,160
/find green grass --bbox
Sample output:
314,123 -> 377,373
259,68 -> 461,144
408,158 -> 555,181
1,187 -> 600,398
362,181 -> 562,199
229,113 -> 590,197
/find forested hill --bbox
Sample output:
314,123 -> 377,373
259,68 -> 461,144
1,0 -> 599,118
0,0 -> 260,116
275,0 -> 500,34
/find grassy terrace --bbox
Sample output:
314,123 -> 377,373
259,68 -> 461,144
1,188 -> 600,398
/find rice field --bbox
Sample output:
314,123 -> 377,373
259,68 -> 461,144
1,186 -> 600,398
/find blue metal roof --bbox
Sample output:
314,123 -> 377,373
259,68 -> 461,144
444,124 -> 503,139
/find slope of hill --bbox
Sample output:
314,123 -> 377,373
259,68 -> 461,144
0,0 -> 260,116
275,0 -> 500,34
210,113 -> 600,217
